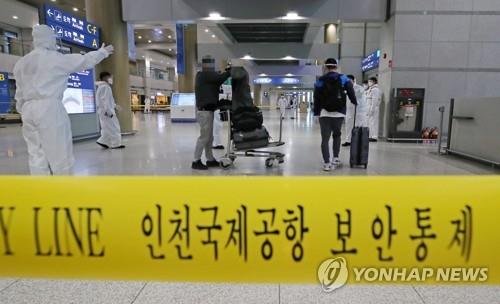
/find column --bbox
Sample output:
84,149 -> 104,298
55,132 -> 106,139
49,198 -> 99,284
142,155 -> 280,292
85,0 -> 133,133
253,84 -> 262,106
177,24 -> 197,93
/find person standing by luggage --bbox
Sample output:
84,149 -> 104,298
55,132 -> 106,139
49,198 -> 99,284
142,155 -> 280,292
96,72 -> 125,149
343,75 -> 368,147
192,56 -> 231,170
278,94 -> 288,119
290,95 -> 298,119
313,58 -> 357,172
366,77 -> 382,142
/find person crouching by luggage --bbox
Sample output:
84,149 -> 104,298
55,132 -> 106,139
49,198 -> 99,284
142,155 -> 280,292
192,55 -> 231,170
313,58 -> 357,172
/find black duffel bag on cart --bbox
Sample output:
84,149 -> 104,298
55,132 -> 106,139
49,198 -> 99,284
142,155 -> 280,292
233,126 -> 270,150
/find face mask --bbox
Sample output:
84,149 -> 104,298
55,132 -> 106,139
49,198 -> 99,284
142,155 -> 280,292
368,81 -> 374,87
107,78 -> 114,85
363,84 -> 369,90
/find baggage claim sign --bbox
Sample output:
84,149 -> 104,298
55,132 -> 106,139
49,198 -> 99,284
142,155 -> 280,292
0,177 -> 499,286
44,4 -> 100,50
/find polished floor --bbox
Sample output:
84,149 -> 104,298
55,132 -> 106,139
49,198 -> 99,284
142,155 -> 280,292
0,111 -> 498,303
0,111 -> 497,176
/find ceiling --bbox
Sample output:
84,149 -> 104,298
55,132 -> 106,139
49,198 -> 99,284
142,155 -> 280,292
223,23 -> 308,43
18,0 -> 86,17
253,60 -> 300,66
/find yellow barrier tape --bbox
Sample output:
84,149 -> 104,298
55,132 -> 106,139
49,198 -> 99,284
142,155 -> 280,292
0,176 -> 499,284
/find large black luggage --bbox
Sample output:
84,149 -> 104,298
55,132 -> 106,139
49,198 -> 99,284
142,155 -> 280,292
350,107 -> 369,168
233,126 -> 270,150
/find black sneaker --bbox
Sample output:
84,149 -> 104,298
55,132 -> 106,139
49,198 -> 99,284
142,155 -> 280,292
206,160 -> 221,168
212,145 -> 225,150
96,141 -> 109,149
342,142 -> 351,147
369,138 -> 378,142
192,160 -> 208,170
111,145 -> 126,149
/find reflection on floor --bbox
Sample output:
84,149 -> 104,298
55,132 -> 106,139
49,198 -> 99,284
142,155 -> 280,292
0,111 -> 497,176
0,111 -> 498,304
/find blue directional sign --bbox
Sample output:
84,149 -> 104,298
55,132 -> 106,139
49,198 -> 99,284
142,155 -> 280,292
0,72 -> 10,114
362,49 -> 381,72
44,4 -> 100,50
176,24 -> 185,75
253,77 -> 301,85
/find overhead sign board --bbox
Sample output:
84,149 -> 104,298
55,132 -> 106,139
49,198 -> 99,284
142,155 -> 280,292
44,4 -> 100,50
254,77 -> 301,85
362,49 -> 381,72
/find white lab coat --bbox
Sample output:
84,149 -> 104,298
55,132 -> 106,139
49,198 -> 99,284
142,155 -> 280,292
96,81 -> 122,148
366,84 -> 382,139
13,25 -> 110,175
290,97 -> 298,117
278,97 -> 288,118
345,83 -> 369,141
213,109 -> 223,146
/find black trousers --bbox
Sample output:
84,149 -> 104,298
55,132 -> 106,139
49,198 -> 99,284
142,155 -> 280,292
319,117 -> 344,163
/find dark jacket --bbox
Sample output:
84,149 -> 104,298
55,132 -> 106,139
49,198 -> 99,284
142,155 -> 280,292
313,72 -> 357,116
195,70 -> 230,111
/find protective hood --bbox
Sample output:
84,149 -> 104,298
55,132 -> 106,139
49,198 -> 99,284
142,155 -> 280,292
33,25 -> 57,51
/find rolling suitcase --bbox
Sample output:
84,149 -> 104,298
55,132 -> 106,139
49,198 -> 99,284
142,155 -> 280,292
350,106 -> 369,169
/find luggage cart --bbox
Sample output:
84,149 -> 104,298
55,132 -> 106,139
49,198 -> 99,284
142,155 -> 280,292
219,110 -> 285,169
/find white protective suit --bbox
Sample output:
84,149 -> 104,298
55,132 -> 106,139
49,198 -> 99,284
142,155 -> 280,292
13,25 -> 112,175
345,83 -> 369,142
96,81 -> 122,148
213,109 -> 223,146
366,84 -> 382,139
278,96 -> 288,118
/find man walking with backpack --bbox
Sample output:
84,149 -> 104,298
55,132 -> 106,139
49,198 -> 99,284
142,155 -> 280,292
313,58 -> 358,171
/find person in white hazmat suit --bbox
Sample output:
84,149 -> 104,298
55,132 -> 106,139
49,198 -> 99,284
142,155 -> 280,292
278,94 -> 288,119
96,72 -> 124,149
13,25 -> 114,175
343,75 -> 369,146
366,76 -> 382,142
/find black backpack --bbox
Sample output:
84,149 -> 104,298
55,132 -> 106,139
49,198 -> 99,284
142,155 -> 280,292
320,76 -> 345,112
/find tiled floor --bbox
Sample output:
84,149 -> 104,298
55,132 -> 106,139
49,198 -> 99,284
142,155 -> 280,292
0,111 -> 498,303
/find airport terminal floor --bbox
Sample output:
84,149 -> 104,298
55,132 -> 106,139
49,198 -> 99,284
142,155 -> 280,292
1,111 -> 496,176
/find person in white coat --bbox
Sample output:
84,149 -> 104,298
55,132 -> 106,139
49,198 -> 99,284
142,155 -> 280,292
278,94 -> 288,119
144,97 -> 152,114
343,75 -> 369,146
212,109 -> 224,149
13,25 -> 113,175
96,72 -> 124,149
366,77 -> 382,142
290,95 -> 298,119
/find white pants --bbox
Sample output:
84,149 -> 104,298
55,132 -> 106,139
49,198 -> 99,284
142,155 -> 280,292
280,107 -> 287,118
97,112 -> 122,148
369,109 -> 380,139
21,100 -> 74,175
213,109 -> 223,146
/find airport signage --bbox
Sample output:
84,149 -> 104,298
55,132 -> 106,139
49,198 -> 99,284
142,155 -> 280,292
253,77 -> 300,85
176,24 -> 185,75
0,72 -> 10,113
44,4 -> 100,50
63,69 -> 96,114
361,49 -> 381,72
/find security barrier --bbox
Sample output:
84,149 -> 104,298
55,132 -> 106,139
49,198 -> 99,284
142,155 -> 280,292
0,176 -> 499,284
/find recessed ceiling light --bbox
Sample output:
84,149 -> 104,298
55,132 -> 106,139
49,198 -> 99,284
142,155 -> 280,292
50,0 -> 56,2
277,86 -> 283,89
282,56 -> 296,60
259,73 -> 268,77
282,11 -> 304,20
142,56 -> 145,58
168,35 -> 172,39
12,16 -> 19,20
211,34 -> 216,38
72,7 -> 79,12
205,29 -> 209,33
241,54 -> 254,60
286,73 -> 294,76
168,48 -> 172,51
138,35 -> 142,39
148,40 -> 152,43
206,12 -> 226,20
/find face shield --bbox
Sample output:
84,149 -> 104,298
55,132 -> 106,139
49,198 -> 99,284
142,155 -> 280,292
32,25 -> 57,51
